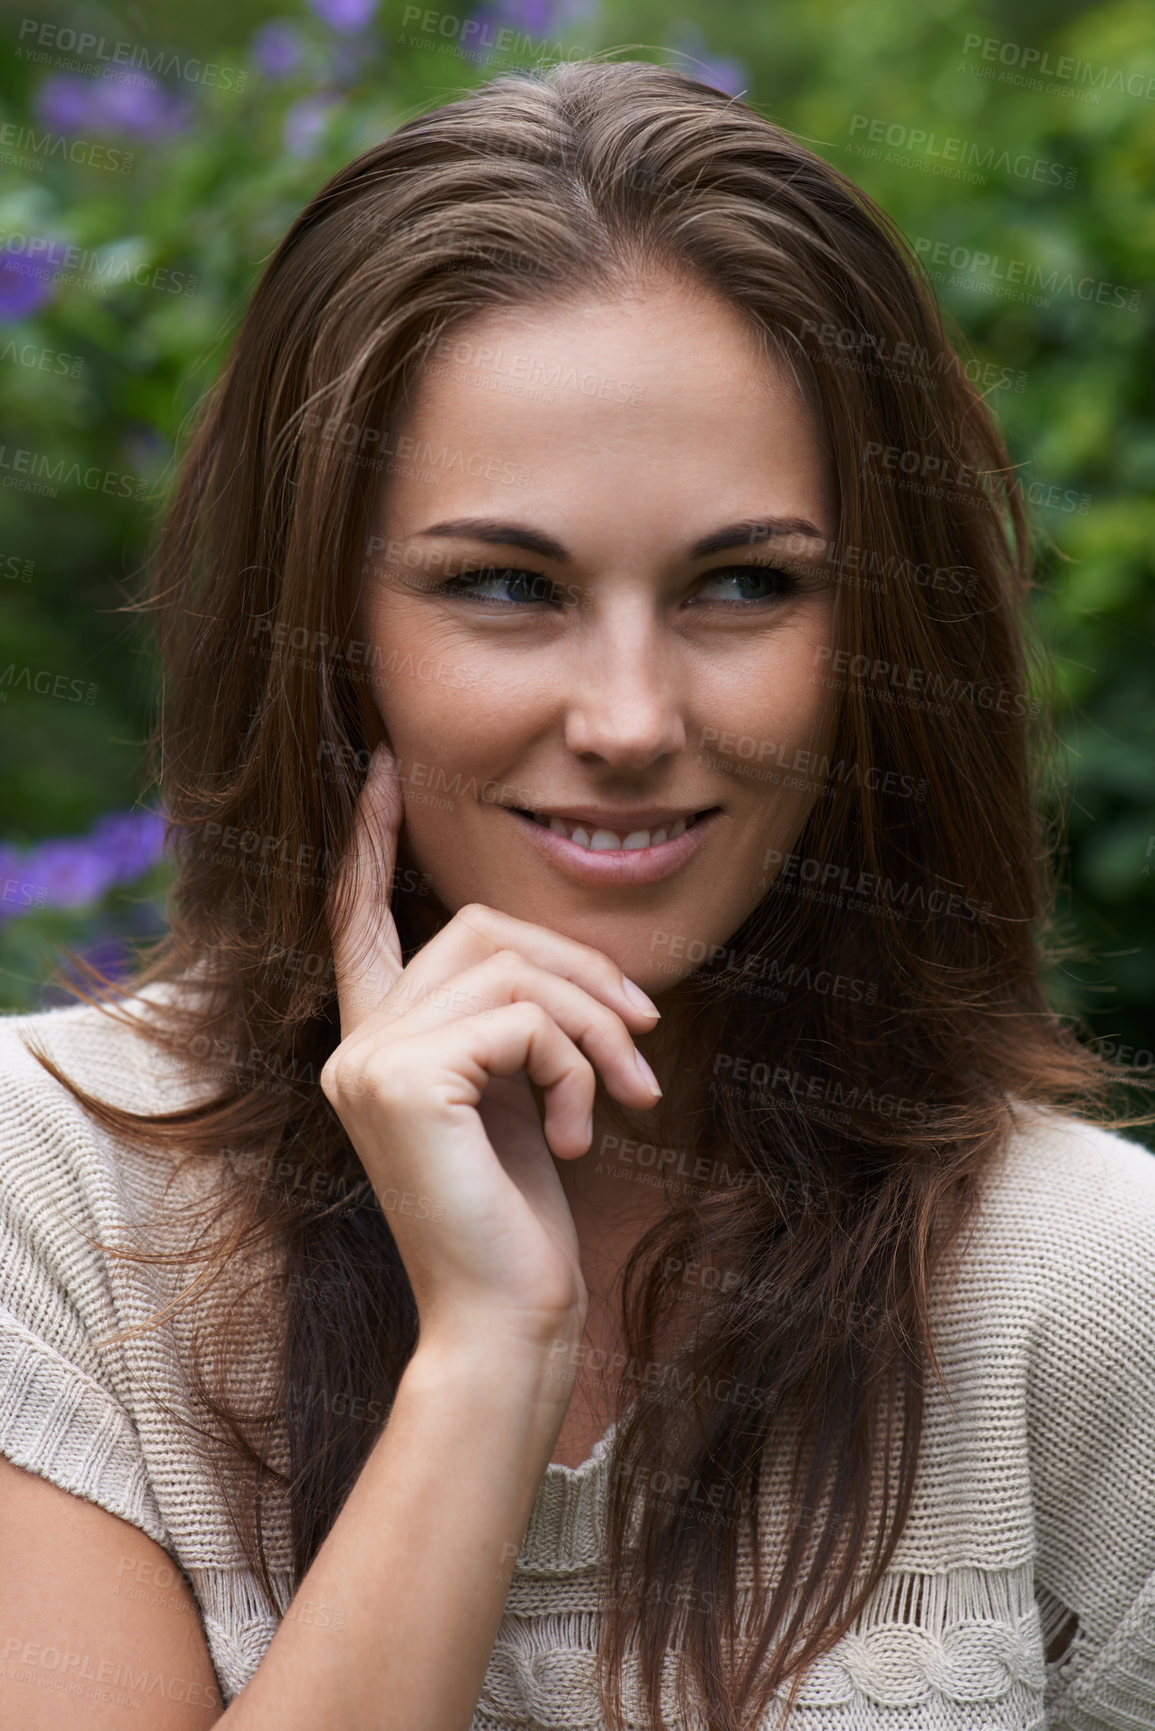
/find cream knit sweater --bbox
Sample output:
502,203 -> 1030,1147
1,991 -> 1154,1730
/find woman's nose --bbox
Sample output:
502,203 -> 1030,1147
562,625 -> 686,769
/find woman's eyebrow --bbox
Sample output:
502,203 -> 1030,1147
409,515 -> 826,562
690,517 -> 826,557
415,519 -> 569,561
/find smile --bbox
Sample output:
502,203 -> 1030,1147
527,811 -> 700,851
504,804 -> 722,886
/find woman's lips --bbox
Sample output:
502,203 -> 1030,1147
506,805 -> 722,886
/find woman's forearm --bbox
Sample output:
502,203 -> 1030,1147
219,1335 -> 575,1731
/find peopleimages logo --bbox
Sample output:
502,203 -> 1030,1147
398,5 -> 590,66
0,339 -> 84,377
0,445 -> 147,502
0,231 -> 197,297
812,644 -> 1042,719
0,121 -> 134,174
0,664 -> 98,704
912,237 -> 1140,312
15,18 -> 247,90
848,115 -> 1077,188
959,33 -> 1155,103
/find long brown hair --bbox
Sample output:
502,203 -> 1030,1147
21,56 -> 1139,1729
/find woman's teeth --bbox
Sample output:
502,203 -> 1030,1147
531,813 -> 691,851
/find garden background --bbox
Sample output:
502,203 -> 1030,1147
1,0 -> 1152,1124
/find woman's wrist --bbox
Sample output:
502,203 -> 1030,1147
406,1317 -> 586,1415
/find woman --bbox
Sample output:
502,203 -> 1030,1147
0,56 -> 1152,1731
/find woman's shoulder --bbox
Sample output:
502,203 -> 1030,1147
892,1103 -> 1155,1694
0,991 -> 293,1690
924,1102 -> 1155,1456
932,1103 -> 1155,1390
935,1102 -> 1155,1513
0,985 -> 226,1262
969,1102 -> 1155,1290
0,982 -> 215,1128
967,1107 -> 1155,1720
0,982 -> 286,1427
999,1098 -> 1155,1187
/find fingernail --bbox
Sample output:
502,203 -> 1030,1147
586,1114 -> 594,1145
634,1049 -> 662,1097
622,976 -> 661,1018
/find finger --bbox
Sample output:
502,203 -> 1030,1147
439,1001 -> 600,1161
327,742 -> 406,1038
353,952 -> 663,1109
375,900 -> 662,1035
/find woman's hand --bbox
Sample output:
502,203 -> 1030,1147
320,744 -> 663,1362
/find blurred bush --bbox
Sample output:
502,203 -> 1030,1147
1,0 -> 1151,1104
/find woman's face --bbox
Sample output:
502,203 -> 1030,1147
363,276 -> 838,996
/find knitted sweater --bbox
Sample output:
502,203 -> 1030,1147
1,993 -> 1154,1730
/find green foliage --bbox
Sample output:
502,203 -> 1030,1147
1,0 -> 1152,1097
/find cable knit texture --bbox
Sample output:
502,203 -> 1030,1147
1,992 -> 1154,1728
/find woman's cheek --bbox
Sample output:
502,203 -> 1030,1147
396,785 -> 489,918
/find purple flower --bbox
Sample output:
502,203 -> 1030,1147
478,0 -> 595,29
461,0 -> 597,60
252,20 -> 304,79
34,73 -> 191,139
694,54 -> 747,98
307,0 -> 378,33
0,845 -> 20,909
89,810 -> 168,882
467,0 -> 602,42
0,809 -> 167,923
491,0 -> 554,26
95,79 -> 191,136
33,74 -> 93,133
24,839 -> 117,909
283,93 -> 340,156
669,25 -> 749,98
0,244 -> 56,321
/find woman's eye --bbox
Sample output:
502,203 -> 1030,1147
695,565 -> 802,603
439,567 -> 561,606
